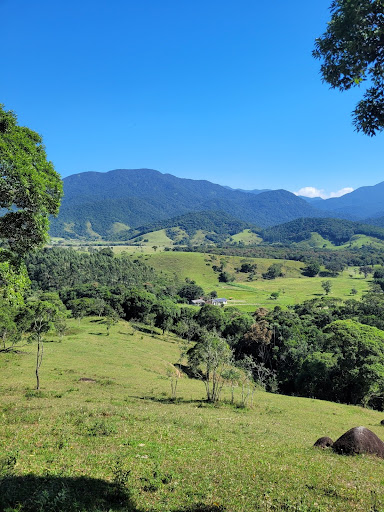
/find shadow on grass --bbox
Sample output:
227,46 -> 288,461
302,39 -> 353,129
138,395 -> 205,405
132,324 -> 158,335
0,475 -> 227,512
132,396 -> 228,409
0,475 -> 137,512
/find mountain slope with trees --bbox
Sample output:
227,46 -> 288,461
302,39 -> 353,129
49,168 -> 329,238
262,217 -> 384,245
314,181 -> 384,220
115,210 -> 260,244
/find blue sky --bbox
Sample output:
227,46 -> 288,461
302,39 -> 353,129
2,0 -> 383,197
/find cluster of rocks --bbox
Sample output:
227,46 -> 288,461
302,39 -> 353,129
314,426 -> 384,458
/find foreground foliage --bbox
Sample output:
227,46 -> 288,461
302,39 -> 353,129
314,0 -> 384,135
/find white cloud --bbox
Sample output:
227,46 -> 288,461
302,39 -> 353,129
294,186 -> 326,199
329,187 -> 354,198
294,186 -> 354,199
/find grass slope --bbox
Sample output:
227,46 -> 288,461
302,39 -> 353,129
296,232 -> 384,251
1,317 -> 384,511
143,252 -> 370,310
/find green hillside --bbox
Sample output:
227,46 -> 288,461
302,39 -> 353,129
115,211 -> 260,245
143,252 -> 370,310
262,217 -> 384,246
2,316 -> 384,512
294,232 -> 384,251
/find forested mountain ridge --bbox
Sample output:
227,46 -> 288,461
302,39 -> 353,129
49,169 -> 329,238
315,181 -> 384,219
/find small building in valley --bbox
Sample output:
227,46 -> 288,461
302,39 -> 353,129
191,298 -> 206,306
211,298 -> 227,306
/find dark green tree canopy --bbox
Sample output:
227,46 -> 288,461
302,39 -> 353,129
0,105 -> 63,255
313,0 -> 384,135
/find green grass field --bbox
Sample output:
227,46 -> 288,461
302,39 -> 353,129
296,233 -> 384,251
142,252 -> 370,310
1,317 -> 384,511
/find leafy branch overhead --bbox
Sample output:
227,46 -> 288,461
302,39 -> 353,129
314,0 -> 384,135
0,105 -> 63,256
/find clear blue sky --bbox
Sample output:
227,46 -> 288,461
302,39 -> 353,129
2,0 -> 383,197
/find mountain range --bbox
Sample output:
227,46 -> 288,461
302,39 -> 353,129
49,168 -> 384,240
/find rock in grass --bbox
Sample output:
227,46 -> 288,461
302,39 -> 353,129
332,426 -> 384,457
313,436 -> 334,449
380,419 -> 384,426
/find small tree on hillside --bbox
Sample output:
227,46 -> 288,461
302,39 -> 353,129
187,330 -> 232,402
321,280 -> 332,295
0,304 -> 19,352
104,310 -> 119,336
262,263 -> 283,280
303,260 -> 321,277
359,265 -> 373,278
22,298 -> 66,389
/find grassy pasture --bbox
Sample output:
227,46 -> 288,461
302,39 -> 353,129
230,229 -> 262,245
1,317 -> 384,511
296,233 -> 384,251
142,252 -> 371,310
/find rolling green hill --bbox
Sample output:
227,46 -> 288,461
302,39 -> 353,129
142,252 -> 370,310
262,217 -> 384,246
2,316 -> 384,511
115,211 -> 261,245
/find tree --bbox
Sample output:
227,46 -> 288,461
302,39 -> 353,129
218,271 -> 235,283
177,283 -> 204,302
321,280 -> 332,295
325,320 -> 384,407
104,310 -> 119,336
303,260 -> 320,277
22,297 -> 66,389
122,289 -> 157,321
238,262 -> 257,273
313,0 -> 384,135
152,299 -> 179,334
187,330 -> 232,402
0,302 -> 19,352
0,105 -> 63,256
262,263 -> 283,280
359,265 -> 373,278
196,304 -> 226,333
241,320 -> 273,366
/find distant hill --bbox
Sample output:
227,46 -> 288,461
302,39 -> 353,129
115,210 -> 260,245
262,217 -> 384,245
224,186 -> 271,194
50,169 -> 328,239
299,196 -> 325,204
362,214 -> 384,228
316,181 -> 384,220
